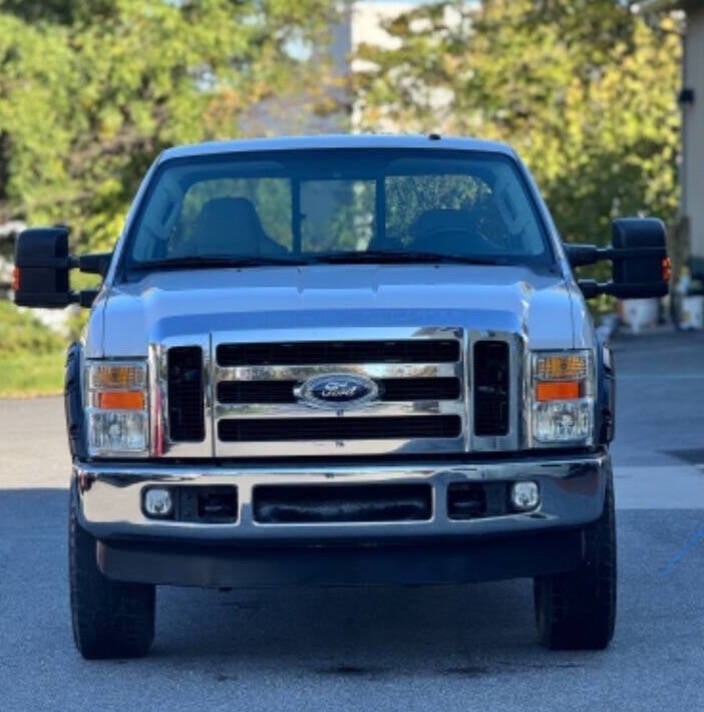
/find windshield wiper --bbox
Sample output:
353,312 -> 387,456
129,251 -> 509,272
130,254 -> 308,270
310,250 -> 508,265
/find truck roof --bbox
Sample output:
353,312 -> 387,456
158,134 -> 516,162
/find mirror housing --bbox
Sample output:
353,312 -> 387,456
13,226 -> 111,308
14,227 -> 73,307
565,218 -> 669,300
610,218 -> 668,297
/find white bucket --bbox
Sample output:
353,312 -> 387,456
621,298 -> 659,334
680,295 -> 704,330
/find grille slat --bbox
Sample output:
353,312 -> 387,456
473,341 -> 510,437
217,377 -> 461,404
167,346 -> 205,442
218,415 -> 462,442
217,340 -> 460,366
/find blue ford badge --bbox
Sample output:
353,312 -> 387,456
295,373 -> 379,409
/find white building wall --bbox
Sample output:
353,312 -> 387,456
683,8 -> 704,262
350,1 -> 415,56
349,2 -> 417,131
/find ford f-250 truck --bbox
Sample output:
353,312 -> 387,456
14,135 -> 669,659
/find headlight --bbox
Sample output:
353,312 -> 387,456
531,351 -> 593,445
85,360 -> 149,456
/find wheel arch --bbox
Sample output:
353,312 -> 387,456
595,338 -> 615,445
65,341 -> 87,460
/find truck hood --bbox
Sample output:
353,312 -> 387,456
88,264 -> 582,358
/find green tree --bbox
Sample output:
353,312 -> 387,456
355,0 -> 681,251
0,0 -> 340,251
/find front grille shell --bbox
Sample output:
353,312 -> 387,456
153,327 -> 524,457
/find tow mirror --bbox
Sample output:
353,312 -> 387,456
610,218 -> 669,298
14,227 -> 72,307
565,218 -> 669,300
13,226 -> 112,308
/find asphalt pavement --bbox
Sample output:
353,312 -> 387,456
1,329 -> 704,711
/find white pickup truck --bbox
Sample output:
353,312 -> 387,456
14,135 -> 669,659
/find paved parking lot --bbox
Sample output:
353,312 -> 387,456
1,330 -> 704,711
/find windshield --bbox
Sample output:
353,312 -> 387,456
123,149 -> 552,270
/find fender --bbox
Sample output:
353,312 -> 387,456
64,341 -> 87,460
595,338 -> 615,445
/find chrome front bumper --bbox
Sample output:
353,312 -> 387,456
75,450 -> 609,543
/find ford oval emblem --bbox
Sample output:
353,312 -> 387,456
294,373 -> 379,409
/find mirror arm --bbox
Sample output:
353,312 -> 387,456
70,252 -> 112,276
567,244 -> 666,268
564,244 -> 599,267
577,279 -> 601,299
578,279 -> 669,300
599,246 -> 667,262
77,289 -> 99,307
53,289 -> 99,307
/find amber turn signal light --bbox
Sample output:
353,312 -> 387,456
534,354 -> 588,381
535,381 -> 581,402
89,364 -> 146,390
97,391 -> 145,410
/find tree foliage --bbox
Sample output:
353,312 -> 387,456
355,0 -> 682,249
0,0 -> 339,250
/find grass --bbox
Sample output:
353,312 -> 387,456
0,351 -> 65,397
0,301 -> 67,397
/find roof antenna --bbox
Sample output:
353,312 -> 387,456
428,133 -> 442,141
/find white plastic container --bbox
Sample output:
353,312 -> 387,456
680,295 -> 704,330
621,298 -> 659,334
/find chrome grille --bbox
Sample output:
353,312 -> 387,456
212,329 -> 466,457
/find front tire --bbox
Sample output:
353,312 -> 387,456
534,469 -> 617,650
69,485 -> 156,659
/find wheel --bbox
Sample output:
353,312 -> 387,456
69,485 -> 156,659
534,469 -> 617,650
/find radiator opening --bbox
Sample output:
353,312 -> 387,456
473,341 -> 510,436
253,484 -> 432,524
218,415 -> 462,442
217,339 -> 460,366
167,346 -> 205,442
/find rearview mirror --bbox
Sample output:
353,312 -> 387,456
14,226 -> 73,308
567,218 -> 669,300
610,218 -> 669,298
